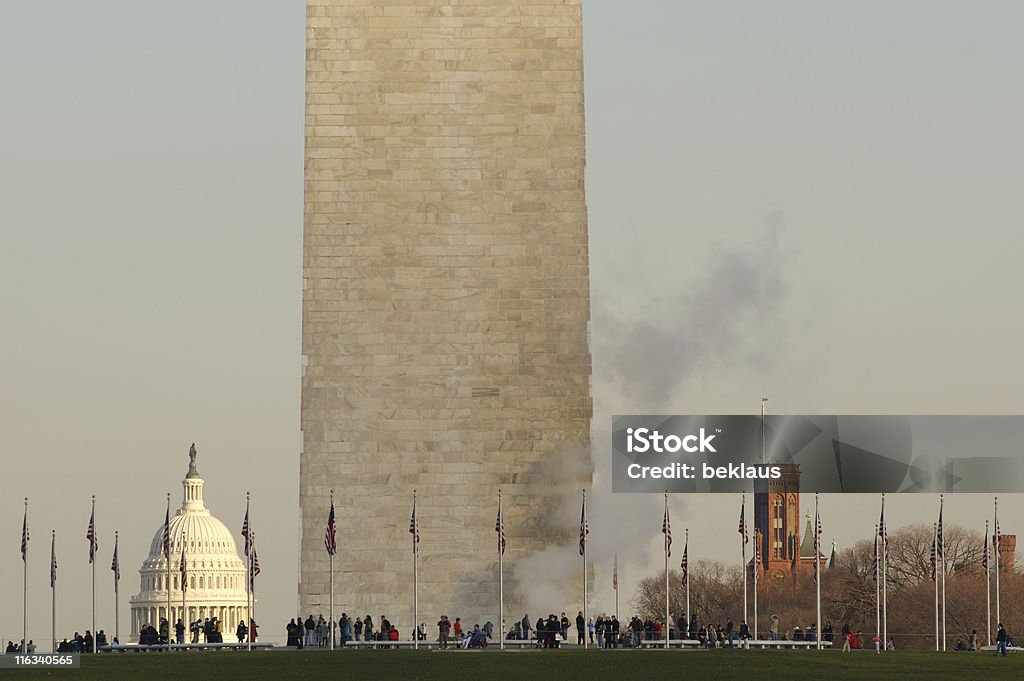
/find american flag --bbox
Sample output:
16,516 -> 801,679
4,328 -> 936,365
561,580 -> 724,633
982,529 -> 989,572
994,505 -> 1001,551
878,501 -> 888,548
930,531 -> 937,582
578,498 -> 588,557
495,501 -> 506,556
86,507 -> 97,564
613,554 -> 618,591
738,496 -> 748,545
753,539 -> 760,586
325,495 -> 337,556
21,507 -> 29,562
662,504 -> 672,558
241,499 -> 251,557
408,495 -> 419,551
250,546 -> 261,590
50,533 -> 57,589
871,534 -> 879,583
936,501 -> 944,559
812,507 -> 822,585
680,538 -> 688,587
180,538 -> 188,593
111,534 -> 120,581
161,501 -> 170,560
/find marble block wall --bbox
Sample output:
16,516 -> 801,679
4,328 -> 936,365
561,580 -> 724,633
300,0 -> 592,629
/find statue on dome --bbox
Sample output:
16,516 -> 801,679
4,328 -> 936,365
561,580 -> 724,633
188,443 -> 199,477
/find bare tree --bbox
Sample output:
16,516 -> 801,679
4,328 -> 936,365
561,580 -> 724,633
630,560 -> 742,628
886,524 -> 984,587
628,523 -> 1012,649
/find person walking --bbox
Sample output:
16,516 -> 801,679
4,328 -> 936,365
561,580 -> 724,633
576,611 -> 585,645
996,623 -> 1008,657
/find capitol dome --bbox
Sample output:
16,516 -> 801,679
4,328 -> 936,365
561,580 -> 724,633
129,446 -> 251,641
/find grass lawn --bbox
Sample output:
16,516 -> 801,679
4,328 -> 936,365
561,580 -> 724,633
12,648 -> 1021,681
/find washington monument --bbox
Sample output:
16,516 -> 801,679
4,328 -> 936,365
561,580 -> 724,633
300,0 -> 592,625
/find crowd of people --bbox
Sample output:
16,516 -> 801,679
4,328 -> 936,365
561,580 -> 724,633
274,610 -> 838,650
3,613 -> 1013,653
135,616 -> 257,646
284,614 -> 406,648
437,615 -> 492,648
4,630 -> 113,654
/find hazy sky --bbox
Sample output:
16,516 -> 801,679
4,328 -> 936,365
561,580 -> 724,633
2,1 -> 1022,645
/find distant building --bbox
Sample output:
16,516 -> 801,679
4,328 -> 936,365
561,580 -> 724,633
753,464 -> 825,584
997,534 -> 1017,572
130,448 -> 249,640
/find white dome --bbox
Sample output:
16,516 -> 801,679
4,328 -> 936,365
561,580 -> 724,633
143,510 -> 242,567
130,447 -> 251,642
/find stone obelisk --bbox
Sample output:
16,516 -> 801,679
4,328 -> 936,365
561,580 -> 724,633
301,0 -> 592,627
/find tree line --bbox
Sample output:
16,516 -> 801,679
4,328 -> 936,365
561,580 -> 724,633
631,524 -> 1020,650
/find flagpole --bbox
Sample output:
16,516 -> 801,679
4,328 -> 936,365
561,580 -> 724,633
815,493 -> 821,651
994,496 -> 1000,632
411,490 -> 417,651
245,491 -> 251,652
874,525 -> 879,640
498,489 -> 504,652
329,489 -> 333,647
940,494 -> 946,651
880,494 -> 887,648
249,528 -> 258,647
741,493 -> 747,633
250,533 -> 257,642
761,398 -> 767,464
166,492 -> 171,653
581,489 -> 587,651
181,532 -> 187,644
23,498 -> 28,654
985,519 -> 991,646
933,522 -> 938,651
114,531 -> 120,644
663,492 -> 669,650
753,530 -> 758,641
684,529 -> 690,638
51,528 -> 56,651
614,553 -> 619,624
757,395 -> 765,639
91,495 -> 97,653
